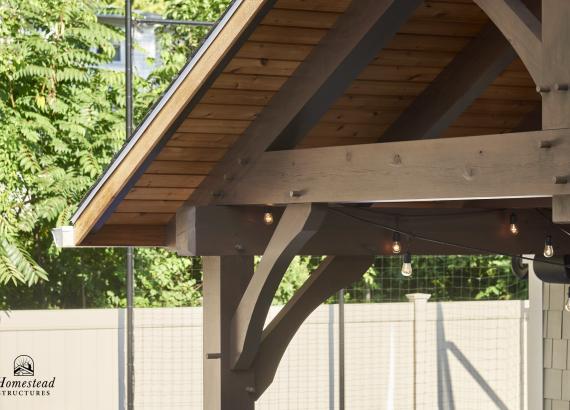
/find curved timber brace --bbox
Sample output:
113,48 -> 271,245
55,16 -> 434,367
251,254 -> 373,399
201,202 -> 373,409
473,0 -> 541,84
230,203 -> 327,370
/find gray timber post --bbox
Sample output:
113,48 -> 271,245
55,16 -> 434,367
542,1 -> 570,408
203,256 -> 256,410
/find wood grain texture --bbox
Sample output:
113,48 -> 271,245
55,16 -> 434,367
73,0 -> 270,245
379,22 -> 518,142
170,206 -> 570,256
216,129 -> 570,205
81,225 -> 167,247
229,203 -> 326,370
253,255 -> 373,398
474,0 -> 541,83
125,187 -> 195,201
191,0 -> 423,204
75,0 -> 544,242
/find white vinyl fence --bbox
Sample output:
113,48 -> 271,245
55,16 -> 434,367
0,299 -> 528,410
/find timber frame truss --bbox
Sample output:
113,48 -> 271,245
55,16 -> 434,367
64,1 -> 570,408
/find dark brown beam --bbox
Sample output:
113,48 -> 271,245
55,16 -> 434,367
218,129 -> 570,205
252,255 -> 373,398
230,203 -> 326,370
513,105 -> 541,131
81,225 -> 167,247
379,0 -> 539,142
172,206 -> 570,257
190,0 -> 422,205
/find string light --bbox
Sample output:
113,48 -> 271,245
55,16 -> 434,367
565,288 -> 570,312
543,235 -> 554,258
401,252 -> 413,277
509,213 -> 519,235
263,210 -> 274,225
392,232 -> 401,254
328,207 -> 567,268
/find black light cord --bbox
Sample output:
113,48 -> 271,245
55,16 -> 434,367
329,206 -> 566,267
535,208 -> 570,238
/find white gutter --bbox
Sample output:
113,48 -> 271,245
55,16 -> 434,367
51,226 -> 76,248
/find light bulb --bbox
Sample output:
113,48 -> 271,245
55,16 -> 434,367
263,211 -> 274,225
392,232 -> 401,254
566,288 -> 570,312
509,213 -> 519,235
543,235 -> 554,258
401,252 -> 412,277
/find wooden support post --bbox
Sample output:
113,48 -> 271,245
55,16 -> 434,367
203,256 -> 255,410
230,203 -> 326,370
542,2 -> 570,223
542,1 -> 570,131
252,255 -> 373,398
553,195 -> 570,224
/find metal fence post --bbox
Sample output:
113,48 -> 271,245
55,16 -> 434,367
406,293 -> 431,409
339,289 -> 346,410
125,1 -> 135,408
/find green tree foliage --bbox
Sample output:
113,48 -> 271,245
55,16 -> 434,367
0,0 -> 233,309
0,0 -> 125,286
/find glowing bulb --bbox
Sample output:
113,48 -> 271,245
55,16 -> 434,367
509,213 -> 519,235
543,235 -> 554,258
401,252 -> 413,277
263,211 -> 274,225
392,232 -> 401,254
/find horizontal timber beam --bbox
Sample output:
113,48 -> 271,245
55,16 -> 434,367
173,206 -> 570,257
190,0 -> 422,204
216,129 -> 570,205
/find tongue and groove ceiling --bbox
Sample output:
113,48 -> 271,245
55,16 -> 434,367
76,0 -> 540,245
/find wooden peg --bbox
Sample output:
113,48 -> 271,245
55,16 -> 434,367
539,140 -> 552,149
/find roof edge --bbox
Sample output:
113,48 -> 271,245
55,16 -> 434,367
71,0 -> 245,225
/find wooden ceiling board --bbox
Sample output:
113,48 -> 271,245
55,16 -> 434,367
100,0 -> 539,234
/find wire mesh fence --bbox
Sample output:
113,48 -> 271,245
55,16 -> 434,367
340,255 -> 527,304
128,254 -> 528,409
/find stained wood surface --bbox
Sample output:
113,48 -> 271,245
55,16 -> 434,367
217,129 -> 570,205
77,0 -> 542,244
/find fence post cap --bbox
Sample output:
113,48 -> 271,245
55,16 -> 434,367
405,293 -> 431,302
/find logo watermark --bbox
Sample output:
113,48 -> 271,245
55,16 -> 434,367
0,355 -> 56,397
